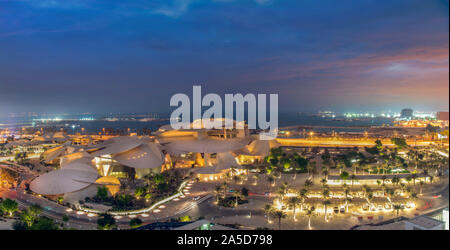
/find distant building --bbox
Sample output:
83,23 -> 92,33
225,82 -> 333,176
400,108 -> 414,120
437,111 -> 449,121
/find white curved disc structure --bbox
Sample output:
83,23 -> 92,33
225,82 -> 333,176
60,152 -> 94,167
61,162 -> 98,174
30,168 -> 98,195
216,152 -> 240,170
89,136 -> 144,157
63,184 -> 99,204
193,166 -> 221,174
238,139 -> 280,157
113,142 -> 164,169
166,137 -> 249,153
44,146 -> 66,163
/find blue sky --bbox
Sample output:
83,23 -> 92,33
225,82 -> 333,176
0,0 -> 448,116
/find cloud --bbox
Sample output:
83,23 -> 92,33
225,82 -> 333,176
254,0 -> 271,4
153,0 -> 194,18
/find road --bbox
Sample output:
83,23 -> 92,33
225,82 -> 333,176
0,183 -> 212,230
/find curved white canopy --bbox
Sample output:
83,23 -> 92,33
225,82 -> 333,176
30,168 -> 98,195
89,136 -> 143,157
63,184 -> 99,204
60,151 -> 93,167
43,146 -> 66,163
237,139 -> 280,157
61,162 -> 98,174
193,166 -> 221,174
113,142 -> 164,169
165,137 -> 249,153
216,152 -> 240,169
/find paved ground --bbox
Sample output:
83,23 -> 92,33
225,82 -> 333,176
1,156 -> 448,230
176,177 -> 448,230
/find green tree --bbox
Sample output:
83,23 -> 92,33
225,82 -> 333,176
375,140 -> 383,150
340,171 -> 349,182
96,186 -> 108,201
97,213 -> 117,230
0,198 -> 18,217
20,204 -> 42,227
241,187 -> 249,198
321,200 -> 331,221
305,207 -> 315,229
56,197 -> 64,204
391,138 -> 408,149
214,185 -> 222,203
263,204 -> 274,224
233,190 -> 242,207
129,218 -> 143,229
391,176 -> 400,186
29,217 -> 59,230
303,179 -> 313,190
179,215 -> 191,222
287,196 -> 301,221
62,214 -> 69,222
134,187 -> 146,199
271,210 -> 287,230
392,204 -> 404,217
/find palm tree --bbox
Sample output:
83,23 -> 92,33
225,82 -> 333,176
410,192 -> 418,202
305,207 -> 315,229
20,204 -> 42,227
320,178 -> 327,187
214,185 -> 222,203
392,204 -> 404,217
362,185 -> 373,206
233,189 -> 242,207
0,198 -> 18,217
299,188 -> 308,211
343,186 -> 351,211
419,181 -> 424,194
321,200 -> 331,221
287,196 -> 301,221
391,176 -> 400,187
385,188 -> 395,204
221,182 -> 229,198
322,188 -> 330,200
97,213 -> 117,230
307,161 -> 316,178
322,168 -> 329,180
367,193 -> 374,207
252,174 -> 259,185
233,175 -> 241,185
410,173 -> 418,186
304,179 -> 313,190
381,175 -> 387,185
271,210 -> 287,230
263,204 -> 274,224
349,174 -> 356,188
267,175 -> 275,189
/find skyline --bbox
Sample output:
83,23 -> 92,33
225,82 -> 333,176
0,0 -> 449,117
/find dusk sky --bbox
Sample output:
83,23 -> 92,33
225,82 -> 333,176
0,0 -> 448,117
